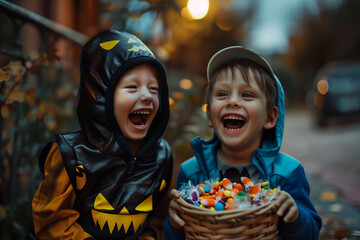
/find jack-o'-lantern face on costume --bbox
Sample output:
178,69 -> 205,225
74,160 -> 168,236
91,179 -> 167,235
92,193 -> 152,234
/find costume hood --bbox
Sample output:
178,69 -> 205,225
255,75 -> 284,150
77,29 -> 169,157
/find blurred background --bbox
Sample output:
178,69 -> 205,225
0,0 -> 360,239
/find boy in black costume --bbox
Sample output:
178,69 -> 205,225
32,29 -> 173,240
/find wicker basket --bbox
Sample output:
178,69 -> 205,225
175,197 -> 278,240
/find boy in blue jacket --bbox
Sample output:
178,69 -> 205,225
164,46 -> 321,239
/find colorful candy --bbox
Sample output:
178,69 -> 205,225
249,184 -> 260,194
200,197 -> 216,207
224,190 -> 231,198
234,183 -> 243,191
214,202 -> 225,211
179,178 -> 278,211
221,178 -> 233,190
241,177 -> 254,187
202,185 -> 211,193
230,189 -> 239,198
215,190 -> 224,201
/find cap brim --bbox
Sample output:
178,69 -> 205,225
207,46 -> 274,81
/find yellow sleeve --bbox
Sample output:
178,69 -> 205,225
32,143 -> 93,240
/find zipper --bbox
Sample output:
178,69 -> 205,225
128,157 -> 136,174
252,152 -> 269,185
191,137 -> 211,179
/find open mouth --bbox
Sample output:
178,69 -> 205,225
222,115 -> 245,131
129,111 -> 151,127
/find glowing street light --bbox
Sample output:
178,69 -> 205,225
187,0 -> 209,20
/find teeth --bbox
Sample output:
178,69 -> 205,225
133,111 -> 150,115
225,127 -> 242,130
223,116 -> 244,121
223,115 -> 245,131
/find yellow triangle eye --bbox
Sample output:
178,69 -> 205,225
94,193 -> 115,210
159,180 -> 166,192
100,40 -> 120,50
135,195 -> 153,212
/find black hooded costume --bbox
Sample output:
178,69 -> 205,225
33,29 -> 173,240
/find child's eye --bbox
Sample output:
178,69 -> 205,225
242,92 -> 254,98
126,85 -> 137,89
216,91 -> 228,97
149,87 -> 159,93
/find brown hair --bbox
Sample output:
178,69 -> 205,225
206,59 -> 278,114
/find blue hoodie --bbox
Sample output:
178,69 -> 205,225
164,76 -> 322,240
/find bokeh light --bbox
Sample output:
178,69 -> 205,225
179,78 -> 193,90
169,97 -> 176,110
201,104 -> 207,113
317,79 -> 329,95
187,0 -> 209,20
173,91 -> 185,100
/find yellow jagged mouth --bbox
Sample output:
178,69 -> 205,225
91,209 -> 148,234
92,193 -> 153,234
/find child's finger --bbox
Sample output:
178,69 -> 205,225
283,205 -> 299,223
275,191 -> 299,223
170,189 -> 181,199
169,200 -> 185,228
275,191 -> 286,208
276,199 -> 289,217
275,191 -> 290,216
169,197 -> 181,211
169,209 -> 185,228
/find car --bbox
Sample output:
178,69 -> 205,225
309,61 -> 360,126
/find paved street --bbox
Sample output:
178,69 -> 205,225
282,108 -> 360,206
281,108 -> 360,239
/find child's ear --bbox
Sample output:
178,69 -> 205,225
264,106 -> 278,129
206,104 -> 213,128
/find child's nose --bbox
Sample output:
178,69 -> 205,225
139,88 -> 153,102
227,95 -> 241,108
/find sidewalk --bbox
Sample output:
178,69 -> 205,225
308,174 -> 360,240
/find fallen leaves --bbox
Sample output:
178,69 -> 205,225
317,190 -> 359,239
0,68 -> 11,82
320,191 -> 338,202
